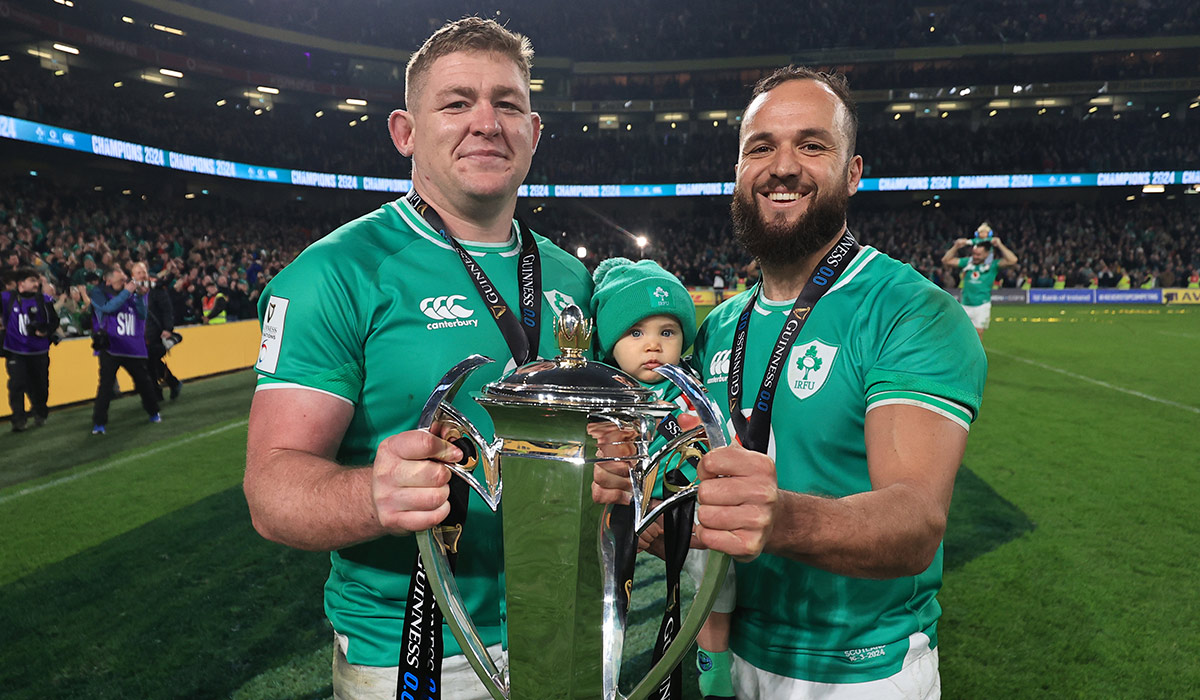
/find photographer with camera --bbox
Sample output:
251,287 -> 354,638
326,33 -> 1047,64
88,265 -> 161,435
133,262 -> 183,401
2,268 -> 59,432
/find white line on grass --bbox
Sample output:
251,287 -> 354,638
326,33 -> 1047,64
990,349 -> 1200,414
0,420 -> 249,505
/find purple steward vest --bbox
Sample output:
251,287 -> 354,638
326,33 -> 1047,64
95,289 -> 148,357
3,291 -> 53,355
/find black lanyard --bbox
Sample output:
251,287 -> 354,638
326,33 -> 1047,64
728,230 -> 860,453
406,189 -> 541,365
398,190 -> 542,699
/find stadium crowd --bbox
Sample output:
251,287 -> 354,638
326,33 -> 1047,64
4,58 -> 1197,186
9,172 -> 1193,342
0,177 -> 330,338
534,199 -> 1200,292
98,0 -> 1200,63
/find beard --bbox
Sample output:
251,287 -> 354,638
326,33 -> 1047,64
731,181 -> 849,269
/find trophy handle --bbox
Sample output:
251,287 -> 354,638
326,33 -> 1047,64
415,354 -> 510,700
604,363 -> 733,700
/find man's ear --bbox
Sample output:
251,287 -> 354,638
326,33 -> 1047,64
389,109 -> 416,157
846,154 -> 864,196
530,111 -> 542,154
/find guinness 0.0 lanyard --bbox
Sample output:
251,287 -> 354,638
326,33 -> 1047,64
399,189 -> 542,699
728,230 -> 860,453
406,189 -> 541,365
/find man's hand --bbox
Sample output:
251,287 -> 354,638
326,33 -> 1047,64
955,238 -> 972,247
161,330 -> 173,339
371,429 -> 462,535
693,444 -> 779,561
589,421 -> 637,505
123,281 -> 137,294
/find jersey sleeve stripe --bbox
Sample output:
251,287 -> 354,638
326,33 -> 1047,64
254,380 -> 356,406
866,397 -> 970,432
866,390 -> 973,429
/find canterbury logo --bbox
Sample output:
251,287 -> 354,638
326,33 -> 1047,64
420,295 -> 474,320
709,349 -> 731,378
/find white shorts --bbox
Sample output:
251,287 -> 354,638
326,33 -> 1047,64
962,302 -> 992,330
732,632 -> 940,700
332,634 -> 504,700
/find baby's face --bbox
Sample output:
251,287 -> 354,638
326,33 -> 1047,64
612,314 -> 684,383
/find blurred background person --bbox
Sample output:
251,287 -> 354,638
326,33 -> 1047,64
89,265 -> 161,435
134,262 -> 183,402
2,267 -> 58,431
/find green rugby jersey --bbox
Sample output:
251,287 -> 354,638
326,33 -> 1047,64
692,245 -> 986,684
254,196 -> 593,667
958,257 -> 1001,306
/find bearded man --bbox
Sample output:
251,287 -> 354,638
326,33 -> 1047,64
687,67 -> 987,699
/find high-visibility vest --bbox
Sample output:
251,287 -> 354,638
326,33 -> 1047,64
1053,275 -> 1066,289
1117,274 -> 1131,290
1188,274 -> 1199,289
202,292 -> 227,324
1021,278 -> 1032,290
1140,277 -> 1155,290
1088,277 -> 1099,289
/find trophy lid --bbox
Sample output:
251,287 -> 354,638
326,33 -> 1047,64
477,304 -> 675,413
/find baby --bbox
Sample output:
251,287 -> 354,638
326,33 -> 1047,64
591,257 -> 735,700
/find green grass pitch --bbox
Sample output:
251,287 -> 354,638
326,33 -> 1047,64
1,305 -> 1197,698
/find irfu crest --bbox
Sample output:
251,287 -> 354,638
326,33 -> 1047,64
786,339 -> 839,400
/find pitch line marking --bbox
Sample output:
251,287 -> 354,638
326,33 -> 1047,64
990,350 -> 1200,415
0,420 -> 249,505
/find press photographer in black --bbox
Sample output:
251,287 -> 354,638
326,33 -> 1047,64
133,262 -> 183,401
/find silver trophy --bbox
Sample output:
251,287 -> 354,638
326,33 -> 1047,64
415,305 -> 730,699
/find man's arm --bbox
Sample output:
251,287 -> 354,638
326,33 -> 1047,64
244,387 -> 464,552
89,286 -> 132,315
992,236 -> 1019,268
693,403 -> 966,578
941,239 -> 970,267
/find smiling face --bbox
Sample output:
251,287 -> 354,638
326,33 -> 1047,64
732,79 -> 862,268
611,314 -> 684,384
390,51 -> 540,219
971,244 -> 990,264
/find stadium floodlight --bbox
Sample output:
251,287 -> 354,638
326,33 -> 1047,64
163,91 -> 176,99
160,68 -> 183,78
113,81 -> 123,88
53,43 -> 79,55
960,87 -> 972,96
1142,185 -> 1165,194
988,110 -> 997,117
27,49 -> 52,60
1160,112 -> 1171,119
635,235 -> 648,248
360,115 -> 369,122
576,246 -> 587,259
1191,102 -> 1199,109
315,110 -> 324,118
0,55 -> 9,61
216,99 -> 227,106
122,16 -> 135,23
346,98 -> 368,106
257,86 -> 279,95
152,24 -> 185,36
893,113 -> 901,121
581,125 -> 588,132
